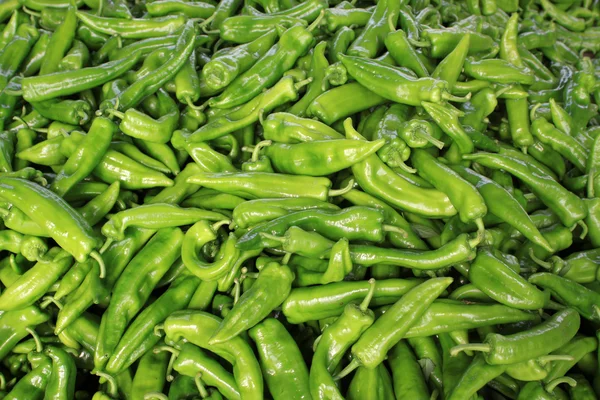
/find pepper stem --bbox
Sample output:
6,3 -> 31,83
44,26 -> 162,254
153,346 -> 180,382
394,159 -> 417,174
587,168 -> 596,198
430,389 -> 439,400
25,328 -> 43,353
334,359 -> 360,380
212,220 -> 231,232
90,251 -> 106,279
22,6 -> 41,17
77,111 -> 88,123
198,13 -> 217,29
449,343 -> 491,356
232,278 -> 241,305
0,373 -> 5,392
12,116 -> 30,129
343,118 -> 365,140
153,324 -> 164,337
308,9 -> 325,32
537,355 -> 575,366
383,225 -> 409,238
417,131 -> 445,150
329,178 -> 355,197
253,140 -> 272,162
360,278 -> 376,312
408,37 -> 431,47
530,103 -> 542,122
259,233 -> 286,245
195,373 -> 210,399
185,96 -> 204,111
577,220 -> 588,239
144,393 -> 168,400
545,300 -> 565,310
387,15 -> 397,32
105,108 -> 125,120
99,238 -> 113,255
40,296 -> 63,310
294,77 -> 313,91
528,248 -> 553,270
545,377 -> 577,393
312,334 -> 323,352
442,92 -> 472,103
95,372 -> 119,398
281,252 -> 292,265
470,218 -> 486,248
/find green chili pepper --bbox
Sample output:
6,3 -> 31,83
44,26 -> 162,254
130,346 -> 169,400
76,12 -> 185,39
169,342 -> 240,400
217,14 -> 306,44
309,279 -> 376,400
451,308 -> 580,364
210,261 -> 294,343
208,25 -> 314,109
164,310 -> 263,400
147,0 -> 216,18
463,152 -> 587,228
202,29 -> 278,91
173,76 -> 305,148
345,119 -> 456,217
55,227 -> 155,334
469,247 -> 549,310
0,305 -> 49,360
337,278 -> 452,377
94,227 -> 184,371
106,274 -> 200,375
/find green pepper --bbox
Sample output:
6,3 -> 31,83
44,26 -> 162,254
106,274 -> 200,375
337,278 -> 452,376
209,25 -> 314,109
249,318 -> 311,400
451,308 -> 580,364
94,227 -> 184,371
202,29 -> 278,91
164,310 -> 263,400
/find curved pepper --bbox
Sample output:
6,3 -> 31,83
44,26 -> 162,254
164,310 -> 263,400
345,119 -> 457,218
0,178 -> 103,264
451,308 -> 580,364
101,204 -> 226,241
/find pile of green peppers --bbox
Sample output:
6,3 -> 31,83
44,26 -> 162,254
0,0 -> 598,398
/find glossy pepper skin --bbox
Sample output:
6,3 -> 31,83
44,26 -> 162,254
412,149 -> 486,224
529,273 -> 600,322
450,165 -> 553,252
263,138 -> 384,176
101,203 -> 226,241
463,152 -> 587,228
173,76 -> 302,148
339,54 -> 452,106
105,274 -> 200,375
309,280 -> 376,400
209,25 -> 314,109
345,119 -> 457,218
210,261 -> 294,343
388,340 -> 431,400
0,248 -> 72,310
340,278 -> 452,374
170,343 -> 241,400
22,52 -> 140,102
94,227 -> 184,371
51,117 -> 116,197
262,112 -> 344,143
0,178 -> 102,263
236,206 -> 387,251
451,308 -> 580,365
249,318 -> 311,400
469,247 -> 548,310
203,29 -> 278,91
347,0 -> 400,58
164,310 -> 264,400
